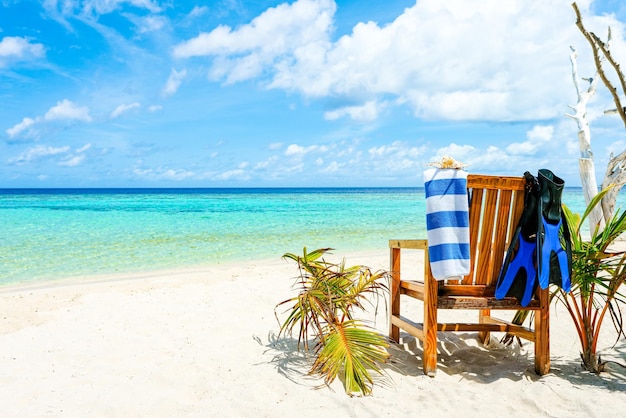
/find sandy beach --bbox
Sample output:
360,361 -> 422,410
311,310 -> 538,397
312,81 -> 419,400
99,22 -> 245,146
1,249 -> 625,417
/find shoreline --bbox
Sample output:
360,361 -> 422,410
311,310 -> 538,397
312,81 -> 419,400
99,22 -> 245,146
0,248 -> 390,293
2,249 -> 625,417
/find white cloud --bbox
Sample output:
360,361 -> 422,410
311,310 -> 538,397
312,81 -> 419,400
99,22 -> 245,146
254,155 -> 279,170
173,0 -> 625,122
188,5 -> 209,19
81,0 -> 162,15
58,154 -> 86,167
8,143 -> 93,167
369,141 -> 421,158
173,0 -> 336,84
129,14 -> 167,33
6,117 -> 36,138
45,99 -> 92,122
506,125 -> 554,155
367,140 -> 427,173
110,102 -> 141,118
148,105 -> 163,112
162,68 -> 187,97
214,169 -> 250,181
433,143 -> 476,162
320,161 -> 340,173
133,166 -> 195,180
324,100 -> 379,122
285,143 -> 328,156
0,36 -> 45,67
8,145 -> 71,164
76,143 -> 93,153
6,100 -> 92,140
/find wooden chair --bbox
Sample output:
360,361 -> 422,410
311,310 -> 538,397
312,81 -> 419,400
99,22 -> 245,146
389,174 -> 550,376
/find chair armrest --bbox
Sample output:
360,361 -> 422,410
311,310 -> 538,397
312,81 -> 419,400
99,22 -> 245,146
389,239 -> 428,250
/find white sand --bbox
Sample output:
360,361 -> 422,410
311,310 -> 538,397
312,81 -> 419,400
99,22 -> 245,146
1,250 -> 625,417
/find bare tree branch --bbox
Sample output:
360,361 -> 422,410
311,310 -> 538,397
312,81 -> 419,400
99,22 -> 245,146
572,2 -> 626,129
572,2 -> 626,221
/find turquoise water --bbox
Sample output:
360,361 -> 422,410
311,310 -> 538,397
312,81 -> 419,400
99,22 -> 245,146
0,187 -> 619,286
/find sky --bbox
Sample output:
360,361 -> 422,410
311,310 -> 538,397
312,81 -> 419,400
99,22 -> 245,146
2,0 -> 626,188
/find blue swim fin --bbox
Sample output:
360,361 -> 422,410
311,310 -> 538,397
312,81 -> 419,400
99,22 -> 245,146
536,169 -> 572,292
495,230 -> 538,307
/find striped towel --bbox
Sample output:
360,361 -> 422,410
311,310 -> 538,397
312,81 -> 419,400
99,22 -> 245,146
423,168 -> 470,280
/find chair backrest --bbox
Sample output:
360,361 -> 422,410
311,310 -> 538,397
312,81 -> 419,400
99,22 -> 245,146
451,174 -> 526,286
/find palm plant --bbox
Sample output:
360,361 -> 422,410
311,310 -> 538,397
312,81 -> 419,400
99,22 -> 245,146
504,189 -> 626,372
275,247 -> 390,396
561,189 -> 626,372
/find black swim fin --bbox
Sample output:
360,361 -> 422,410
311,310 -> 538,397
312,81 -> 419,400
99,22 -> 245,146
495,172 -> 539,307
536,169 -> 572,292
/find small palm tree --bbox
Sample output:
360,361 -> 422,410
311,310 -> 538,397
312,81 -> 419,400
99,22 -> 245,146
561,189 -> 626,372
275,247 -> 390,396
504,189 -> 626,372
502,188 -> 626,372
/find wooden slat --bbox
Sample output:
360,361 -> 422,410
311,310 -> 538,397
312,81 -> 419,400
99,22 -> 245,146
465,188 -> 483,285
389,239 -> 428,249
467,175 -> 526,190
439,284 -> 494,297
478,316 -> 536,341
392,316 -> 536,340
400,280 -> 424,292
391,315 -> 425,341
436,322 -> 528,334
436,296 -> 542,310
475,188 -> 498,285
489,189 -> 513,285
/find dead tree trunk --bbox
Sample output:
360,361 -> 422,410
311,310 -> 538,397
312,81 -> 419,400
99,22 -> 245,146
566,47 -> 604,230
601,150 -> 626,220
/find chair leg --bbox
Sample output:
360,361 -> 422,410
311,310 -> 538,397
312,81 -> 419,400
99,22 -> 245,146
423,271 -> 438,377
389,247 -> 401,342
478,309 -> 491,345
535,287 -> 550,375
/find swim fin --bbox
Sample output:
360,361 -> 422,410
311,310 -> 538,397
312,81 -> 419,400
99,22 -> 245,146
495,172 -> 539,307
495,230 -> 537,306
536,169 -> 572,292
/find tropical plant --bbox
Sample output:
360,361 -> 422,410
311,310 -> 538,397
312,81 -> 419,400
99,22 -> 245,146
560,188 -> 626,372
504,188 -> 626,372
275,247 -> 390,396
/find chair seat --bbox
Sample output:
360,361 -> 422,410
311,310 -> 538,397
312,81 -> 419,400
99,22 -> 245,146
399,280 -> 543,309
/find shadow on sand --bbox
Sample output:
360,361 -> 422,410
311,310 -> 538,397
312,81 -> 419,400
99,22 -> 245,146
260,328 -> 626,393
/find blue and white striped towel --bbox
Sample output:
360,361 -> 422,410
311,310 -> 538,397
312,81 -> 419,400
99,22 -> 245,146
423,168 -> 470,280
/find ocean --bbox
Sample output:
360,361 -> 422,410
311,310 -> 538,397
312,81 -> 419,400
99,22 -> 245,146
0,187 -> 616,286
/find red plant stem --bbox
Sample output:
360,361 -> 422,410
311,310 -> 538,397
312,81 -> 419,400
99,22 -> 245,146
564,290 -> 585,347
580,292 -> 590,351
592,291 -> 614,354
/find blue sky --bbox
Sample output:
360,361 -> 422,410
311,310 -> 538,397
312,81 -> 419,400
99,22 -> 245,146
2,0 -> 626,187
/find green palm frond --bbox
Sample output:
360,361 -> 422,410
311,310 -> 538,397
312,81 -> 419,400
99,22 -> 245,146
311,320 -> 389,396
276,247 -> 390,395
